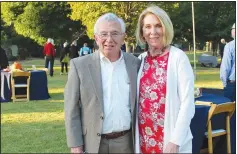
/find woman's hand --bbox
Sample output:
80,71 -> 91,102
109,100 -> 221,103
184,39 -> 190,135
71,146 -> 84,154
163,142 -> 179,153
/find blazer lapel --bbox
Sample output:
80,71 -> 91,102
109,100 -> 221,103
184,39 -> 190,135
124,53 -> 137,114
88,51 -> 104,110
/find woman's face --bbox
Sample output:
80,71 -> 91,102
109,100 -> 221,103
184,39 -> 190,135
142,13 -> 164,49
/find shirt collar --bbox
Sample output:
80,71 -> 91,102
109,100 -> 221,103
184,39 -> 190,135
100,50 -> 124,63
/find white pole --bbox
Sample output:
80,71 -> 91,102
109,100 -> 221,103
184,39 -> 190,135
192,2 -> 196,80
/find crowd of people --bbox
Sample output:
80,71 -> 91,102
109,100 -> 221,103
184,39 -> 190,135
42,38 -> 93,77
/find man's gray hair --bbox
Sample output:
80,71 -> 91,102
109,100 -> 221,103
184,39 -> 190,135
94,13 -> 126,34
47,38 -> 51,43
47,38 -> 54,45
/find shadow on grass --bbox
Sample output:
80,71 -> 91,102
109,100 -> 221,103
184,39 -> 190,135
190,63 -> 221,69
1,121 -> 69,153
49,91 -> 64,101
1,99 -> 65,115
195,73 -> 221,83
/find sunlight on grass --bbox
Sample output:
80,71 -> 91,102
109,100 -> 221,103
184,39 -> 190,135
2,112 -> 64,124
196,71 -> 219,75
49,88 -> 64,94
195,82 -> 223,89
48,99 -> 64,103
25,67 -> 62,71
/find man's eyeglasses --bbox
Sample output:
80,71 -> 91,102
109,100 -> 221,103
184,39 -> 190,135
96,32 -> 123,40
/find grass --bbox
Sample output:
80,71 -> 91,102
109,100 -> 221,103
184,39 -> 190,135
2,58 -> 69,153
186,51 -> 223,88
1,52 -> 223,153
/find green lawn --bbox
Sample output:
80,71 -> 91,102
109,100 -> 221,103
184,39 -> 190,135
1,52 -> 223,153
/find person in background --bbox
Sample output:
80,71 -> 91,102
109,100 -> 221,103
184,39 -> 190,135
0,47 -> 9,70
219,38 -> 226,64
60,42 -> 70,75
220,23 -> 235,102
64,12 -> 140,153
92,40 -> 99,53
121,42 -> 126,52
43,38 -> 56,77
79,43 -> 92,56
135,5 -> 195,153
69,40 -> 79,59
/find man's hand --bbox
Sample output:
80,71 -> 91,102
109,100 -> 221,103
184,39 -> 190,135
71,146 -> 84,154
164,142 -> 179,153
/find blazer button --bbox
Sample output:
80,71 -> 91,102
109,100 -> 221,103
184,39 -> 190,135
100,116 -> 104,120
97,133 -> 101,136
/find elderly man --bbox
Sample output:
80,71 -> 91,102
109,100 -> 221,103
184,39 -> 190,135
64,13 -> 140,153
220,23 -> 235,102
219,38 -> 226,64
43,38 -> 56,77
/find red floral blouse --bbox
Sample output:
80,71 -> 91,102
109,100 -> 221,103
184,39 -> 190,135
138,51 -> 170,153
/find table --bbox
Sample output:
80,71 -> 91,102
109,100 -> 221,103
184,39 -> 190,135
191,93 -> 235,153
198,54 -> 218,67
1,70 -> 50,102
29,70 -> 50,100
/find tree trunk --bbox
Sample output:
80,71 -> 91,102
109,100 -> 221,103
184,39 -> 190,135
125,41 -> 129,53
131,43 -> 135,53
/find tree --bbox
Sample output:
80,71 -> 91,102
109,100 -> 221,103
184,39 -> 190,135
166,2 -> 235,52
1,2 -> 85,46
69,2 -> 158,52
69,2 -> 193,52
182,2 -> 235,52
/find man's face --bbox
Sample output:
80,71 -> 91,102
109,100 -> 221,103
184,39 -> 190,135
94,21 -> 125,56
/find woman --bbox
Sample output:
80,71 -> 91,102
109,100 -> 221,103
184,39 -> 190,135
60,42 -> 70,75
135,6 -> 195,153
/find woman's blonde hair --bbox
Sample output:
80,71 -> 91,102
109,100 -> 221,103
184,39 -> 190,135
135,5 -> 174,47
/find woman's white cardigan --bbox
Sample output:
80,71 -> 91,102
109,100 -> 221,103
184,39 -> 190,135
135,46 -> 195,153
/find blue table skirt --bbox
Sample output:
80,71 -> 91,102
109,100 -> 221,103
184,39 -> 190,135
30,70 -> 50,100
191,93 -> 235,153
1,70 -> 50,102
191,105 -> 210,153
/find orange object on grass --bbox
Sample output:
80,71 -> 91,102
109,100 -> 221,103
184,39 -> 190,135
12,61 -> 22,70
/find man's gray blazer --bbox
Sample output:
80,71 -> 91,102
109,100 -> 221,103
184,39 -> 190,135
64,51 -> 141,153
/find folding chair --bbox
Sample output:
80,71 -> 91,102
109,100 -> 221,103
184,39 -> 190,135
196,101 -> 236,153
11,71 -> 31,102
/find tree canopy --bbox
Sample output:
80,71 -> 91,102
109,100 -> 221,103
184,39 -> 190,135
69,1 -> 235,47
1,1 -> 235,51
69,2 -> 150,44
1,2 -> 85,45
